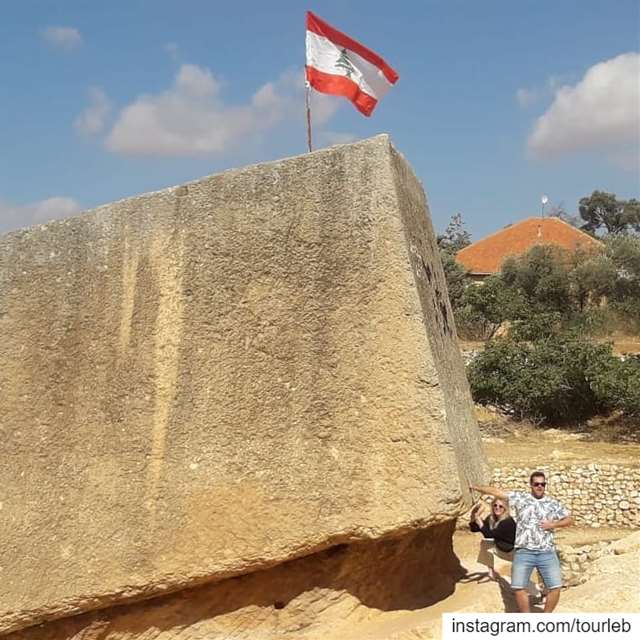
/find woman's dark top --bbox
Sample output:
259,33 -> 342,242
470,516 -> 516,552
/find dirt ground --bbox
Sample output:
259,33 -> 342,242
481,422 -> 640,465
459,334 -> 640,356
335,413 -> 640,640
338,527 -> 634,640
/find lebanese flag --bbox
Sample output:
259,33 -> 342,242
305,11 -> 399,117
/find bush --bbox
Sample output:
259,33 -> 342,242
467,333 -> 619,423
458,276 -> 530,338
453,306 -> 494,341
565,306 -> 640,338
588,354 -> 640,417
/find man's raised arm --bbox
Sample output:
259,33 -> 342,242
470,484 -> 508,500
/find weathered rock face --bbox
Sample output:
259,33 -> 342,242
6,523 -> 464,640
0,135 -> 487,635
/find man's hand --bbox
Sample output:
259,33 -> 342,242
540,519 -> 555,530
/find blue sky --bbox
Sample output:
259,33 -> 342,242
1,0 -> 638,239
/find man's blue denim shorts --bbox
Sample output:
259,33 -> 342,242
511,548 -> 563,590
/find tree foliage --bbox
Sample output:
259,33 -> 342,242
468,333 -> 640,423
578,190 -> 640,236
501,245 -> 572,315
605,234 -> 640,330
437,213 -> 472,255
437,193 -> 640,425
440,251 -> 468,309
437,213 -> 472,316
436,203 -> 640,342
456,236 -> 640,337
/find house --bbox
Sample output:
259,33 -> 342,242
455,217 -> 602,281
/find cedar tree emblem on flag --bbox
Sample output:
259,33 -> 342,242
305,11 -> 399,117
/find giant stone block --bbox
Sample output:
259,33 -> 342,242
0,135 -> 488,634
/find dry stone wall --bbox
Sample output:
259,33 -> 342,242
492,464 -> 640,528
557,540 -> 614,587
558,531 -> 640,589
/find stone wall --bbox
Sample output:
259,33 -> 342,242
0,136 -> 487,635
492,464 -> 640,528
557,540 -> 614,587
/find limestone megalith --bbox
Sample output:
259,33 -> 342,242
0,135 -> 488,634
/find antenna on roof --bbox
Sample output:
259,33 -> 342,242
541,195 -> 549,217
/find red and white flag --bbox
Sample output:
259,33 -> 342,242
305,11 -> 399,117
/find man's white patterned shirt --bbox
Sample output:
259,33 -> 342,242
507,491 -> 570,551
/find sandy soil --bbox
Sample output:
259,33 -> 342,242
482,428 -> 640,466
336,423 -> 639,639
339,527 -> 634,640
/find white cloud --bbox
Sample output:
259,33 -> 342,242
516,75 -> 568,109
74,87 -> 112,136
547,75 -> 565,91
105,65 -> 340,157
528,52 -> 640,169
0,197 -> 82,233
41,26 -> 82,50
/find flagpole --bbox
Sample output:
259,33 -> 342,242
305,80 -> 313,153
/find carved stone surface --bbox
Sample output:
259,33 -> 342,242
0,135 -> 487,634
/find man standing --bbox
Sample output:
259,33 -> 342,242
471,471 -> 573,613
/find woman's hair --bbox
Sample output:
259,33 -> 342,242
489,496 -> 510,528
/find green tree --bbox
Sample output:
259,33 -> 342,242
437,213 -> 472,314
569,252 -> 616,311
440,252 -> 468,309
606,234 -> 640,280
501,245 -> 572,315
460,275 -> 529,338
437,213 -> 472,255
605,234 -> 640,328
578,190 -> 640,235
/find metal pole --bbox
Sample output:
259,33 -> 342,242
305,82 -> 313,153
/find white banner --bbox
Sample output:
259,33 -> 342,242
442,613 -> 639,640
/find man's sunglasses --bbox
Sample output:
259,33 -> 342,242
532,482 -> 547,487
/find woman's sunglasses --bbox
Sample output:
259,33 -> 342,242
493,504 -> 505,509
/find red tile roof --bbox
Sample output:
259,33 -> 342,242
456,217 -> 602,275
